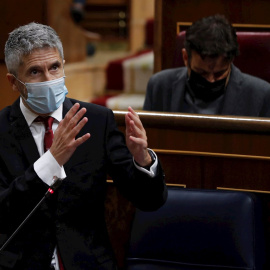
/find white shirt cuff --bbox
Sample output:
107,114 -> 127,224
133,149 -> 158,178
34,150 -> 66,186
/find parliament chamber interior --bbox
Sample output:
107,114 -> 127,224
1,0 -> 270,269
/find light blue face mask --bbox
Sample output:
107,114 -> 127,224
15,76 -> 68,114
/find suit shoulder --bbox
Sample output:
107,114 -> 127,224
0,106 -> 12,132
241,72 -> 270,88
233,65 -> 270,89
0,106 -> 12,122
0,105 -> 11,117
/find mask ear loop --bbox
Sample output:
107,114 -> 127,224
224,65 -> 231,88
62,60 -> 66,79
12,74 -> 28,100
11,74 -> 24,85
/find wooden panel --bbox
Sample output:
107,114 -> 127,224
114,111 -> 270,191
0,0 -> 87,63
0,64 -> 19,110
0,0 -> 47,62
129,0 -> 154,52
65,61 -> 106,102
114,110 -> 270,155
154,0 -> 270,72
47,0 -> 87,63
105,183 -> 135,269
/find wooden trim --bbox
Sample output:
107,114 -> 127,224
166,183 -> 186,188
217,187 -> 270,194
107,176 -> 186,188
154,149 -> 270,161
232,23 -> 270,29
154,0 -> 162,73
177,22 -> 270,34
176,22 -> 191,34
113,110 -> 270,133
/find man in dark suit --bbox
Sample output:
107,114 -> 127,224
0,22 -> 167,269
143,14 -> 270,117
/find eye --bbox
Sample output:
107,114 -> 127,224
201,72 -> 208,77
30,69 -> 39,75
51,64 -> 59,70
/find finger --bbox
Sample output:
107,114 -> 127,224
126,118 -> 146,140
74,132 -> 91,147
128,106 -> 137,116
67,107 -> 87,130
128,136 -> 148,148
125,112 -> 131,128
126,112 -> 142,131
62,103 -> 81,125
127,110 -> 143,130
66,116 -> 89,141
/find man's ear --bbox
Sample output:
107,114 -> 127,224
6,73 -> 19,92
182,49 -> 189,67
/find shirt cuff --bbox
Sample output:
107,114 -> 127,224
133,149 -> 158,178
34,150 -> 66,186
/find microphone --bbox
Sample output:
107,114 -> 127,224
45,176 -> 63,197
0,177 -> 63,256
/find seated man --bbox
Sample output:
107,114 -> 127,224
143,14 -> 270,117
0,22 -> 167,269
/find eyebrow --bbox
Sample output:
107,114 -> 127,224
50,60 -> 62,67
194,67 -> 229,75
27,60 -> 62,72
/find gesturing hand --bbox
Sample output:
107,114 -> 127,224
50,103 -> 91,166
125,106 -> 152,167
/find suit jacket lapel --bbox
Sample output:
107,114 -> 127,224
9,98 -> 40,165
221,65 -> 245,115
171,68 -> 188,112
62,98 -> 73,117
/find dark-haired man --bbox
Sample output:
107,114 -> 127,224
143,14 -> 270,116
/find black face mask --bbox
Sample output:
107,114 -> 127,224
187,69 -> 227,102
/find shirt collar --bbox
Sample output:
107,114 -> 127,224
19,97 -> 63,127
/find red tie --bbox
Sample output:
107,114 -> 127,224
57,251 -> 65,270
34,116 -> 54,152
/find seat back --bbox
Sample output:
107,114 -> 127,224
173,31 -> 270,83
126,188 -> 266,270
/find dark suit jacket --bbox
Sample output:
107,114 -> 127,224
143,65 -> 270,117
0,98 -> 167,270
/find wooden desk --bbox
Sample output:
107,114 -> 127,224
106,111 -> 270,268
114,111 -> 270,191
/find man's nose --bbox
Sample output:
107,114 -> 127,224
204,74 -> 216,83
43,71 -> 54,82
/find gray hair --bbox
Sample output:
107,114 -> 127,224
4,22 -> 64,76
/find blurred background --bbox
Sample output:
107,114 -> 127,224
0,0 -> 155,110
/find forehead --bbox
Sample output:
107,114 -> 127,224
190,50 -> 231,71
20,47 -> 62,69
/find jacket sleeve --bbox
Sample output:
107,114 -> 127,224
0,133 -> 49,233
105,109 -> 168,211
